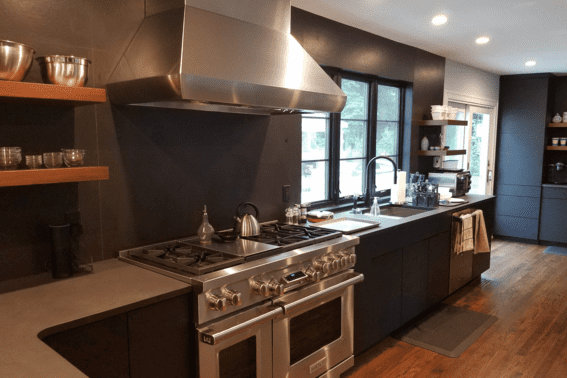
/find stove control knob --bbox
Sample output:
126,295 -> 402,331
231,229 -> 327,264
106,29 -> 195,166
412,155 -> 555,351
305,266 -> 322,283
221,287 -> 242,306
337,252 -> 349,267
325,255 -> 340,270
348,253 -> 357,264
268,279 -> 285,296
313,259 -> 331,273
206,293 -> 228,312
251,279 -> 270,297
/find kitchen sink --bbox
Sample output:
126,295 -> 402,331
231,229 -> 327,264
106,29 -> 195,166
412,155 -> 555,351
351,204 -> 434,219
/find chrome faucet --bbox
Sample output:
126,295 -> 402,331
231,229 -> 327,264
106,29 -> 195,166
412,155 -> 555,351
364,156 -> 397,204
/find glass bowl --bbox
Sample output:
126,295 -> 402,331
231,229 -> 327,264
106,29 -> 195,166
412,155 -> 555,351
61,149 -> 85,167
25,154 -> 43,169
43,152 -> 63,168
0,147 -> 22,170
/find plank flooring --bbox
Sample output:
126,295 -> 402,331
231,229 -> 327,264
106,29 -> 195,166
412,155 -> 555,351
344,239 -> 567,378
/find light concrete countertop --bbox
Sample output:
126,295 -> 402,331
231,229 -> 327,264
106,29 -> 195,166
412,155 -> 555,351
0,259 -> 191,378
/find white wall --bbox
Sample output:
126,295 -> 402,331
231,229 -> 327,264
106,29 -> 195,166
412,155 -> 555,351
443,60 -> 500,105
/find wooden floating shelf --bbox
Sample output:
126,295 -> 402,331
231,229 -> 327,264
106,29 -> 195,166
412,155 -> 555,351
417,149 -> 467,156
0,81 -> 106,106
419,120 -> 468,126
0,166 -> 109,187
547,146 -> 567,151
548,123 -> 567,128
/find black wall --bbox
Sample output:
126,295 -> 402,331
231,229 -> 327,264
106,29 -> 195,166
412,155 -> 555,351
290,8 -> 446,173
0,3 -> 446,282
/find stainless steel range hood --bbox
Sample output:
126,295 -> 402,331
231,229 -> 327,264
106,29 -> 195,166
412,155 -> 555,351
107,0 -> 346,115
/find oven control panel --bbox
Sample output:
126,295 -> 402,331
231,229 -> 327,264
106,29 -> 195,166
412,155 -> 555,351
195,245 -> 357,324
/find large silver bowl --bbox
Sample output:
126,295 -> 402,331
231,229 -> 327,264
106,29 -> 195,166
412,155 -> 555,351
0,40 -> 35,81
36,55 -> 91,87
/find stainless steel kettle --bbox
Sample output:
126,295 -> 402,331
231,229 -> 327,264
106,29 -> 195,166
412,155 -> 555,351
233,202 -> 261,236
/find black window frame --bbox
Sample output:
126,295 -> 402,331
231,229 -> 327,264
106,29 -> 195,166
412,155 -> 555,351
301,68 -> 406,209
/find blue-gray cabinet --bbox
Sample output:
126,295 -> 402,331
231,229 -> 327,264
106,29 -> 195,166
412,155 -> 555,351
494,74 -> 554,240
539,185 -> 567,244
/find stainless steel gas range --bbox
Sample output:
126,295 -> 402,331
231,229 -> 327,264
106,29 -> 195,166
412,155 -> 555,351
119,221 -> 363,378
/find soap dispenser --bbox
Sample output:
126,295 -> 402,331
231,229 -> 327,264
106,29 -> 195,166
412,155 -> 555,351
197,205 -> 215,244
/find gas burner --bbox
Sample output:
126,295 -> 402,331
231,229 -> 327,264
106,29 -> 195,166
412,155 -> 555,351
240,222 -> 341,249
128,241 -> 244,276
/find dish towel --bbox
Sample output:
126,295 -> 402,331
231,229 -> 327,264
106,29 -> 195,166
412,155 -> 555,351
461,214 -> 474,253
473,210 -> 490,253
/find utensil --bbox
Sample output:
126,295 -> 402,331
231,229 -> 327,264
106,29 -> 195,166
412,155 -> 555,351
61,149 -> 85,167
0,40 -> 35,81
0,147 -> 22,170
36,55 -> 91,87
25,154 -> 43,169
43,152 -> 63,168
233,202 -> 261,236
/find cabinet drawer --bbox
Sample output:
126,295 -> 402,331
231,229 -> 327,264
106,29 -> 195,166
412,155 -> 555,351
542,186 -> 567,199
497,184 -> 541,198
494,215 -> 539,240
495,195 -> 540,219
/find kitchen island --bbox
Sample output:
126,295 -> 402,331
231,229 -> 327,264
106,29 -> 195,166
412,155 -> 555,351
0,259 -> 192,378
338,194 -> 496,355
0,195 -> 494,377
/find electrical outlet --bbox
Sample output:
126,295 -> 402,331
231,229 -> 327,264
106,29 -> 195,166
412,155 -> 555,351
282,185 -> 290,202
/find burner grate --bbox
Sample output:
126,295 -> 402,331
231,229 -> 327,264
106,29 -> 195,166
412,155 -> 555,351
129,241 -> 243,275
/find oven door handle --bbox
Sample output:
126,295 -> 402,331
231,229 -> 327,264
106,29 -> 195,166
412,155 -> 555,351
197,306 -> 283,345
278,272 -> 364,314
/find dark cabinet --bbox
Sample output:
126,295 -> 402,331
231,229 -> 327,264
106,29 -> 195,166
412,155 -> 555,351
401,239 -> 429,324
494,74 -> 554,240
43,314 -> 130,378
128,295 -> 192,378
427,231 -> 450,307
353,232 -> 402,356
42,294 -> 193,378
539,187 -> 567,244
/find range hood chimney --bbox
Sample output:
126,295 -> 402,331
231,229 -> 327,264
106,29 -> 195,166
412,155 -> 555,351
107,0 -> 346,115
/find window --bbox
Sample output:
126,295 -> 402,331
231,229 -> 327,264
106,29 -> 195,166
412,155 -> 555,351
301,71 -> 405,206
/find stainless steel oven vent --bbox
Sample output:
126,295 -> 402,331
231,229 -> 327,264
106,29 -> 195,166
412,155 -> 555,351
107,0 -> 346,115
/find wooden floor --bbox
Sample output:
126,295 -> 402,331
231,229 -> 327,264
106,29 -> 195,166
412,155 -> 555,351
343,239 -> 567,378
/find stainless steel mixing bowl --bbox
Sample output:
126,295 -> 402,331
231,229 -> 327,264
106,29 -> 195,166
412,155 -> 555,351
36,55 -> 91,87
0,40 -> 35,81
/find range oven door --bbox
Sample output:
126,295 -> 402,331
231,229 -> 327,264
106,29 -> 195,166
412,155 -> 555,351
196,303 -> 283,378
272,270 -> 364,378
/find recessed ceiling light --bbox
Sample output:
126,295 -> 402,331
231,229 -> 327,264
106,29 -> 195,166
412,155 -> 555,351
431,14 -> 448,26
525,61 -> 536,67
475,36 -> 490,45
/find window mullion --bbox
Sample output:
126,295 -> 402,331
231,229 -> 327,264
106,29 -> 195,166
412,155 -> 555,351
367,81 -> 378,200
330,74 -> 342,204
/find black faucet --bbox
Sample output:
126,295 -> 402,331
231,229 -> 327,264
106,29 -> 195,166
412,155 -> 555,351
352,193 -> 365,213
364,156 -> 398,205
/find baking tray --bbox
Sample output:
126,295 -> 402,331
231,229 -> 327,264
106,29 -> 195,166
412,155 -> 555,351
311,217 -> 380,234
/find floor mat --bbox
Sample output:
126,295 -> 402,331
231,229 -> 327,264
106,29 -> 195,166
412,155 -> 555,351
543,246 -> 567,256
392,304 -> 497,358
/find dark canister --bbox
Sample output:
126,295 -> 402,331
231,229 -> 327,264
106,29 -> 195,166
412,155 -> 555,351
50,224 -> 74,278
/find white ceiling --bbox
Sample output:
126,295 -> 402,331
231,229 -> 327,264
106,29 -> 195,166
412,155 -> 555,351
291,0 -> 567,75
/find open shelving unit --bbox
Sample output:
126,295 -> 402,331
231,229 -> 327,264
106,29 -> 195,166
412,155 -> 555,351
547,146 -> 567,151
0,167 -> 109,187
548,123 -> 567,128
418,120 -> 468,126
0,81 -> 109,187
0,81 -> 107,106
417,149 -> 467,156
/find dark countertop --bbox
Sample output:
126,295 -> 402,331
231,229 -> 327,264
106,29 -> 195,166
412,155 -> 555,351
332,194 -> 495,237
0,259 -> 192,378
